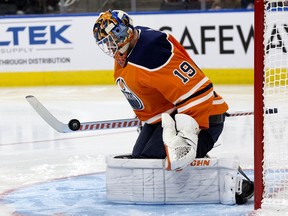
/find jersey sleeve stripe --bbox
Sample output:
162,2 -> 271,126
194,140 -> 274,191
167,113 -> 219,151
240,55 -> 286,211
176,83 -> 213,107
173,77 -> 209,105
213,98 -> 226,105
177,91 -> 214,113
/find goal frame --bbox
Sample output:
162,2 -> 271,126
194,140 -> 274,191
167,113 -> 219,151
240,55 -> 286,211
254,0 -> 265,210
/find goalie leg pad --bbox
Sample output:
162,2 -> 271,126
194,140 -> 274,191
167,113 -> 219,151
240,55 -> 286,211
106,155 -> 240,205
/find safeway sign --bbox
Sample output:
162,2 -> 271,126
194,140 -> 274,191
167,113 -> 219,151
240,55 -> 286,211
0,11 -> 255,73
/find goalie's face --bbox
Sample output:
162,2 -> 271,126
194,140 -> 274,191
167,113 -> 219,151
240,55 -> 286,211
96,34 -> 118,57
93,10 -> 135,67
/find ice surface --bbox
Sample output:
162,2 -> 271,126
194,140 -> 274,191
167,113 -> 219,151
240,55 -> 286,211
0,85 -> 256,215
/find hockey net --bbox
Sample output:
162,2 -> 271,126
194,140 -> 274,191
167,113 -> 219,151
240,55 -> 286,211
254,0 -> 288,211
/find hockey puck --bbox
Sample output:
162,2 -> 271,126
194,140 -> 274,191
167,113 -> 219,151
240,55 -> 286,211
68,119 -> 81,131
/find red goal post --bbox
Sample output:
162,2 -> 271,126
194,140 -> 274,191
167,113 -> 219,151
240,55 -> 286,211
254,0 -> 288,211
254,0 -> 264,210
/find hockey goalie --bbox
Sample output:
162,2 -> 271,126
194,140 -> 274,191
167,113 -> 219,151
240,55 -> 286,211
92,9 -> 254,205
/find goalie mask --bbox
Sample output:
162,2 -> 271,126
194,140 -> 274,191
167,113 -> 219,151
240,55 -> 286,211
93,10 -> 136,67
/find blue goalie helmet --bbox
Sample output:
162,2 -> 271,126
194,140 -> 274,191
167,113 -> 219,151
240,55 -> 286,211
93,9 -> 135,67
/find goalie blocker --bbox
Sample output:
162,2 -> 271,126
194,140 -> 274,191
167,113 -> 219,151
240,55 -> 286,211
106,155 -> 243,205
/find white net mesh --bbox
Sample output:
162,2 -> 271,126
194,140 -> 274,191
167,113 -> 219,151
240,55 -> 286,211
262,0 -> 288,210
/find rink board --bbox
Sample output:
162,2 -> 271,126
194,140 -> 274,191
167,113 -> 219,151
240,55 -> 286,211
0,10 -> 254,86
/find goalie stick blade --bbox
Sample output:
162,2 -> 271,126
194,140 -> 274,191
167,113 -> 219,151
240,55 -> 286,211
26,95 -> 72,133
26,95 -> 142,133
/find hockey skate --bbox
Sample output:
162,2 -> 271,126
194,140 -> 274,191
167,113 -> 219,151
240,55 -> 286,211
114,154 -> 134,159
236,179 -> 254,204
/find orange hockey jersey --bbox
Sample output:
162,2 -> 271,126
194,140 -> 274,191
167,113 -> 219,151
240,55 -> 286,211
114,26 -> 228,129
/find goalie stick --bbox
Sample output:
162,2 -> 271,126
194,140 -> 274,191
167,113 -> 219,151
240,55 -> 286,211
26,95 -> 278,133
225,107 -> 278,117
26,95 -> 141,133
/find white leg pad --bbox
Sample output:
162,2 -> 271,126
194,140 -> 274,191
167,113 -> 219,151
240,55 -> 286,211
106,155 -> 240,204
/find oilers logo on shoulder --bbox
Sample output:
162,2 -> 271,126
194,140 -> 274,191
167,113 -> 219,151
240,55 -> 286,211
116,77 -> 144,110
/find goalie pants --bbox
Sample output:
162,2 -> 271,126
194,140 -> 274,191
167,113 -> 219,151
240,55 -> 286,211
132,116 -> 224,159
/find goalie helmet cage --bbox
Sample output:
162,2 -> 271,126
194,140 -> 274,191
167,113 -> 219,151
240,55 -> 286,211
254,0 -> 288,211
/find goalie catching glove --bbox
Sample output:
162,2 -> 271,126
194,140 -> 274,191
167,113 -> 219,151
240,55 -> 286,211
162,113 -> 200,171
